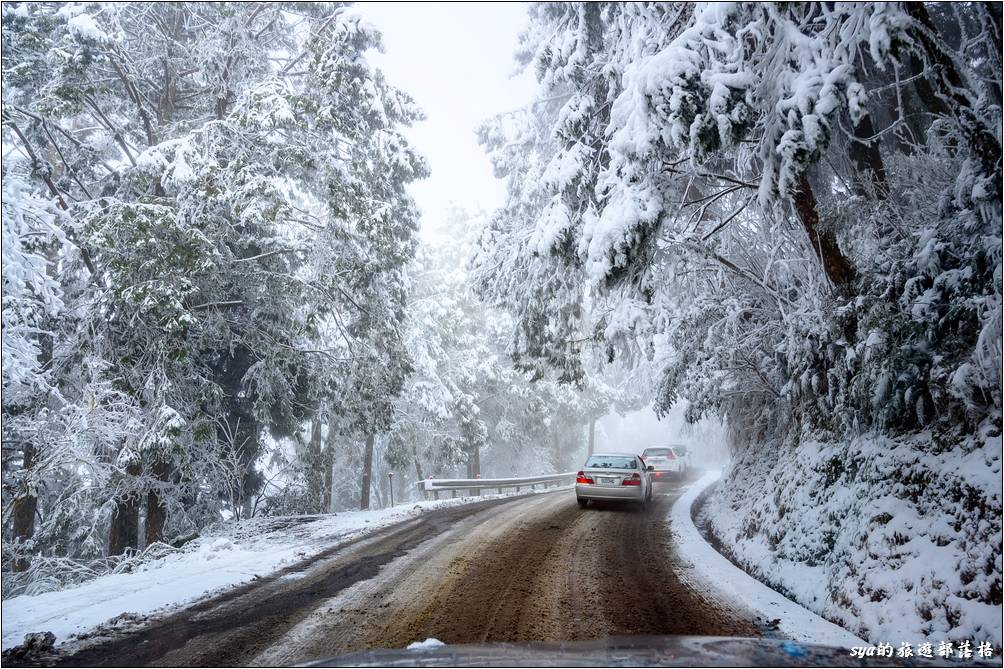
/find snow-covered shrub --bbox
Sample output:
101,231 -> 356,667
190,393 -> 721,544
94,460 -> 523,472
708,431 -> 1001,643
2,541 -> 180,599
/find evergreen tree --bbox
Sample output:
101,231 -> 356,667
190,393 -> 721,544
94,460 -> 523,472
2,3 -> 424,576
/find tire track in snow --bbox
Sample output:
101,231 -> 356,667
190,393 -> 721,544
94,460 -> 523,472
38,475 -> 759,667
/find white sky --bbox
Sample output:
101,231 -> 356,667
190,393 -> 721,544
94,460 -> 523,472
357,2 -> 537,239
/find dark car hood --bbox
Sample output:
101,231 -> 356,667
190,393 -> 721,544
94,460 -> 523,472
307,635 -> 946,667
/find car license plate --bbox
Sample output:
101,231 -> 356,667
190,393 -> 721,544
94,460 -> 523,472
600,477 -> 617,485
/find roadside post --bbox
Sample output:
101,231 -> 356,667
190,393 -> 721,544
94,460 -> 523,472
388,472 -> 394,507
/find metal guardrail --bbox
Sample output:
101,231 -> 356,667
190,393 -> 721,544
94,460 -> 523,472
417,472 -> 577,499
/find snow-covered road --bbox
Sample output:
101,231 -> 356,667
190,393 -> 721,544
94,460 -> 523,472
2,492 -> 548,652
9,474 -> 763,666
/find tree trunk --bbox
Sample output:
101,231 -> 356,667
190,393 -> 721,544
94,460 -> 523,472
907,54 -> 950,120
109,462 -> 142,556
984,3 -> 1004,103
412,445 -> 425,482
471,441 -> 479,494
847,114 -> 888,197
12,270 -> 57,572
321,423 -> 335,513
11,443 -> 38,572
145,460 -> 170,546
307,418 -> 323,513
395,471 -> 406,505
587,418 -> 596,457
413,446 -> 426,500
792,175 -> 856,292
360,433 -> 374,510
905,3 -> 1002,185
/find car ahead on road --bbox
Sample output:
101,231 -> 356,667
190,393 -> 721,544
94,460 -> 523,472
641,446 -> 687,481
575,452 -> 653,508
673,444 -> 692,469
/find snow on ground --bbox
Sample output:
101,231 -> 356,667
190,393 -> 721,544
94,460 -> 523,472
670,470 -> 867,648
2,490 -> 552,651
406,638 -> 446,650
703,433 -> 1002,648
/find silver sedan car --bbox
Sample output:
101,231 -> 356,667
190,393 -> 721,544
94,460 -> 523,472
575,452 -> 654,508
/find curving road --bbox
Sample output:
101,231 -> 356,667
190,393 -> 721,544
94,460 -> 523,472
44,475 -> 758,667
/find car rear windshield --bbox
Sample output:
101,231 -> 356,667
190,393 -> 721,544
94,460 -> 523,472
585,455 -> 637,469
643,448 -> 673,457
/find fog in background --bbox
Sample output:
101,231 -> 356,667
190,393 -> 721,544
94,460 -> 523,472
358,3 -> 731,470
597,407 -> 729,468
359,2 -> 536,238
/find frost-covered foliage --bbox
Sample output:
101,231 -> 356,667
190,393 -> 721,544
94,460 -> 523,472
2,2 -> 425,590
475,2 -> 1001,643
392,206 -> 638,485
708,430 -> 1001,644
1,176 -> 64,402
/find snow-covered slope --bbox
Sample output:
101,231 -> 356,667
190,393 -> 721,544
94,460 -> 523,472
705,432 -> 1002,646
673,470 -> 866,646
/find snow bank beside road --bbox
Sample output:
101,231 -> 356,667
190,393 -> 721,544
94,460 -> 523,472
670,470 -> 867,647
1,491 -> 545,650
704,434 -> 1002,647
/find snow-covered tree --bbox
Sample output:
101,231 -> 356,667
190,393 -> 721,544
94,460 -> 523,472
385,206 -> 634,501
2,2 -> 425,579
475,1 -> 1001,642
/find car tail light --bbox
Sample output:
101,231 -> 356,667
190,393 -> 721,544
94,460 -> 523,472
666,452 -> 676,459
622,473 -> 641,486
576,471 -> 594,484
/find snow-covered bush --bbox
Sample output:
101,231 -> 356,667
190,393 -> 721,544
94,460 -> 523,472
708,430 -> 1001,643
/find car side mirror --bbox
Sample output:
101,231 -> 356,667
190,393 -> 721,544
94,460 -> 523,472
647,465 -> 655,472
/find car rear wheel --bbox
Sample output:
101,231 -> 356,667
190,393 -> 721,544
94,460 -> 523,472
577,498 -> 588,509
